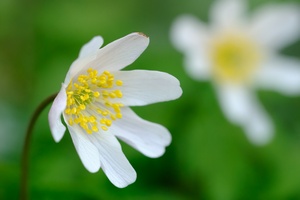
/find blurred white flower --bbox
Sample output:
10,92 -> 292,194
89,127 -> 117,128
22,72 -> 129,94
171,0 -> 300,145
48,33 -> 182,187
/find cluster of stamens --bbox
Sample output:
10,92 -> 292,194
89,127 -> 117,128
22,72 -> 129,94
65,68 -> 123,134
211,32 -> 260,84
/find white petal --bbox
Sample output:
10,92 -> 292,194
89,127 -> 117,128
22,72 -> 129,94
255,55 -> 300,95
113,70 -> 182,106
170,15 -> 211,80
79,36 -> 104,58
65,55 -> 97,84
210,0 -> 247,29
89,132 -> 136,188
216,84 -> 273,145
90,32 -> 149,72
48,85 -> 67,142
65,36 -> 103,84
111,107 -> 172,158
216,84 -> 252,124
244,109 -> 273,146
170,15 -> 209,51
64,33 -> 148,84
68,126 -> 101,173
65,49 -> 98,84
249,4 -> 300,50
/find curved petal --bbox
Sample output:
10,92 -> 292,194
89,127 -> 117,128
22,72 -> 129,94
249,4 -> 300,50
48,85 -> 67,142
210,0 -> 247,29
64,53 -> 97,84
64,36 -> 103,84
79,36 -> 104,58
89,131 -> 136,188
68,126 -> 101,173
64,33 -> 148,84
170,15 -> 209,51
113,70 -> 182,106
111,107 -> 172,158
216,84 -> 273,145
255,55 -> 300,95
89,32 -> 149,72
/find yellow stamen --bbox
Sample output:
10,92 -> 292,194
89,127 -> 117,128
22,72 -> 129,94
101,126 -> 108,131
65,68 -> 123,134
79,104 -> 86,110
210,31 -> 261,84
116,80 -> 123,86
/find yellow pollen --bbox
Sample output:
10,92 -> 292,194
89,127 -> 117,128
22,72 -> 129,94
110,115 -> 116,121
89,116 -> 96,123
106,119 -> 112,126
101,126 -> 108,131
71,108 -> 77,114
68,119 -> 74,126
79,104 -> 86,110
115,90 -> 123,98
92,126 -> 98,132
116,80 -> 123,86
109,92 -> 116,98
116,113 -> 122,119
94,91 -> 100,97
65,68 -> 124,134
100,119 -> 106,124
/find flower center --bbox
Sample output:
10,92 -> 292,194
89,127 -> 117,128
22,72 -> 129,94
64,68 -> 123,134
210,31 -> 261,84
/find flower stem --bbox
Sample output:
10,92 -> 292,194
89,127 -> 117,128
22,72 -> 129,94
20,93 -> 58,200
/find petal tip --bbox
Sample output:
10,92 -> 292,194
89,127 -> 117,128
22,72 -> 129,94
130,32 -> 150,45
115,171 -> 137,188
137,32 -> 149,38
177,85 -> 183,98
52,125 -> 66,143
86,164 -> 101,173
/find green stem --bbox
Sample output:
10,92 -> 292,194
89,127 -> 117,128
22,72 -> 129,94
20,93 -> 58,200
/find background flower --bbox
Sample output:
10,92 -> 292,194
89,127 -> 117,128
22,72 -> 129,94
1,0 -> 300,199
171,0 -> 300,145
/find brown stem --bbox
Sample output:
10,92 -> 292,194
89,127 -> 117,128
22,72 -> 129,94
20,93 -> 58,200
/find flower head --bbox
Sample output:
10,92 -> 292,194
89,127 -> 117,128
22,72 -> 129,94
48,33 -> 182,187
171,0 -> 300,145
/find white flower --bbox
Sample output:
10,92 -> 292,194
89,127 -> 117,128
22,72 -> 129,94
48,33 -> 182,187
171,0 -> 300,145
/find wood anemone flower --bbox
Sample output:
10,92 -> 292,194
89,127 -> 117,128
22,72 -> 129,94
48,32 -> 182,188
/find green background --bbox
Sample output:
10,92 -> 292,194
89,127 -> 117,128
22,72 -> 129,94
1,0 -> 300,199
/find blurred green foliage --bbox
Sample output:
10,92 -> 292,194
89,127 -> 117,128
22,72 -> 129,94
1,0 -> 300,199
